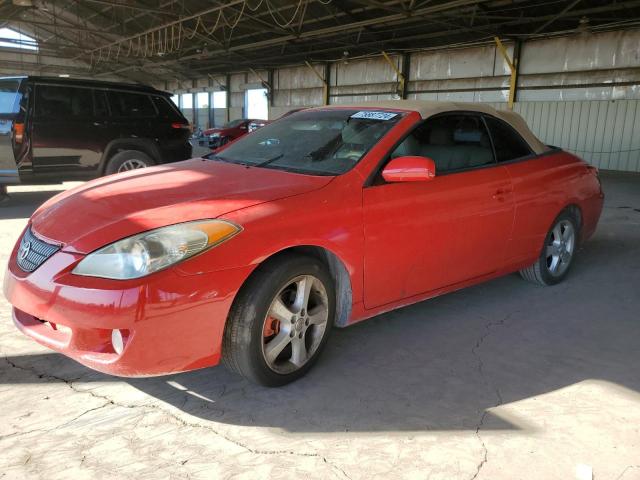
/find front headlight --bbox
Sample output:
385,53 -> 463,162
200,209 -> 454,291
210,133 -> 220,138
73,220 -> 241,280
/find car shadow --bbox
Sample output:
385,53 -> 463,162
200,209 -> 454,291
1,174 -> 638,434
3,232 -> 638,434
0,189 -> 68,220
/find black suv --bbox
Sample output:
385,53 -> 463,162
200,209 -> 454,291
0,76 -> 191,185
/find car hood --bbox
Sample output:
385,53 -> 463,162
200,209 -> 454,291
30,158 -> 333,254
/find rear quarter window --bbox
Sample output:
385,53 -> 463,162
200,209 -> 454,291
108,91 -> 156,118
484,116 -> 533,162
152,95 -> 184,121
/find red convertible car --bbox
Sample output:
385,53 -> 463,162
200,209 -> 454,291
199,118 -> 259,149
3,101 -> 604,386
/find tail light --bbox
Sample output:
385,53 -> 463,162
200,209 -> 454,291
171,122 -> 191,131
13,122 -> 24,144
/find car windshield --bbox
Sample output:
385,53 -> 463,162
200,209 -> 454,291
209,109 -> 403,175
224,119 -> 245,128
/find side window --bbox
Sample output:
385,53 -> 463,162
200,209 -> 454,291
390,114 -> 495,174
93,90 -> 109,117
108,91 -> 156,118
151,95 -> 183,121
484,116 -> 533,162
35,85 -> 93,118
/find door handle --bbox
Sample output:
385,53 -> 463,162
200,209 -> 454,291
492,187 -> 512,201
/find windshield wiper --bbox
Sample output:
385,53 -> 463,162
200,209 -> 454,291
203,152 -> 225,160
205,154 -> 249,166
251,153 -> 284,168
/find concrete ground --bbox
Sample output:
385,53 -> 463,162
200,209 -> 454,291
1,173 -> 639,480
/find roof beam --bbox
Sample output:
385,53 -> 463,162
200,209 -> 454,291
534,0 -> 582,33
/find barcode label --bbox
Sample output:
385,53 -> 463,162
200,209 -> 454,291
350,111 -> 398,121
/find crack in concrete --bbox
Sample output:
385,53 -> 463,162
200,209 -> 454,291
0,402 -> 113,442
616,465 -> 640,480
2,356 -> 351,478
469,311 -> 518,480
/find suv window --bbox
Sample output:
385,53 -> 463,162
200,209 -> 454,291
151,95 -> 183,121
35,85 -> 93,118
108,91 -> 156,118
484,116 -> 533,162
391,114 -> 495,173
93,90 -> 109,117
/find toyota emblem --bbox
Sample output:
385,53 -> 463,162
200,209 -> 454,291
18,241 -> 31,261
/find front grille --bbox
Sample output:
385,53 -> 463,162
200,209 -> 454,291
16,228 -> 60,273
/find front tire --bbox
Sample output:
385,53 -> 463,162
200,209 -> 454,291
520,210 -> 579,286
222,254 -> 335,387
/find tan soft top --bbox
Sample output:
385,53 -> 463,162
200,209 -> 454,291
316,100 -> 548,155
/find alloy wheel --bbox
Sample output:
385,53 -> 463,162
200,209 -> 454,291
261,275 -> 329,374
118,159 -> 148,172
545,219 -> 576,277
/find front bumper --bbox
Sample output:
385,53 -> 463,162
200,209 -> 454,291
3,239 -> 255,377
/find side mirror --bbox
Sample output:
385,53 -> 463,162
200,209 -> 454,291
382,156 -> 436,183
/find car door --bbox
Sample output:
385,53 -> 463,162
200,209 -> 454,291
362,113 -> 515,309
482,114 -> 557,266
0,77 -> 25,184
31,84 -> 103,176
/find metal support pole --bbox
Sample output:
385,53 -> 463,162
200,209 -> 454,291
494,36 -> 519,110
382,51 -> 405,100
208,91 -> 213,129
512,40 -> 522,106
190,92 -> 196,126
305,61 -> 329,105
225,74 -> 231,123
268,69 -> 274,109
324,63 -> 331,105
401,52 -> 410,99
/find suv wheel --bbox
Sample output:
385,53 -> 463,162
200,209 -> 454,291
105,150 -> 155,175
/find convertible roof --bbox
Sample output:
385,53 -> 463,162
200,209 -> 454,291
317,100 -> 548,155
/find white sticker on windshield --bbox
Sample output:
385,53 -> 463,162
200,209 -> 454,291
350,111 -> 398,121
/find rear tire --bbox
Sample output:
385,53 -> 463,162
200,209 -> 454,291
105,150 -> 155,175
222,254 -> 335,387
520,210 -> 579,286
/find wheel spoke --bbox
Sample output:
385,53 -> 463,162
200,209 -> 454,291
549,254 -> 560,273
307,305 -> 327,326
264,330 -> 292,365
546,245 -> 557,257
290,336 -> 307,366
553,224 -> 562,242
562,224 -> 573,242
269,297 -> 294,323
292,276 -> 313,313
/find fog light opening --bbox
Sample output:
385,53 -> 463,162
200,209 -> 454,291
111,329 -> 126,355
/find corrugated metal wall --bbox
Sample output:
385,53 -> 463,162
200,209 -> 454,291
166,29 -> 640,172
494,100 -> 640,172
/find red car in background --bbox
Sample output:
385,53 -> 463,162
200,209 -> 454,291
4,101 -> 604,387
199,118 -> 259,148
248,107 -> 308,132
